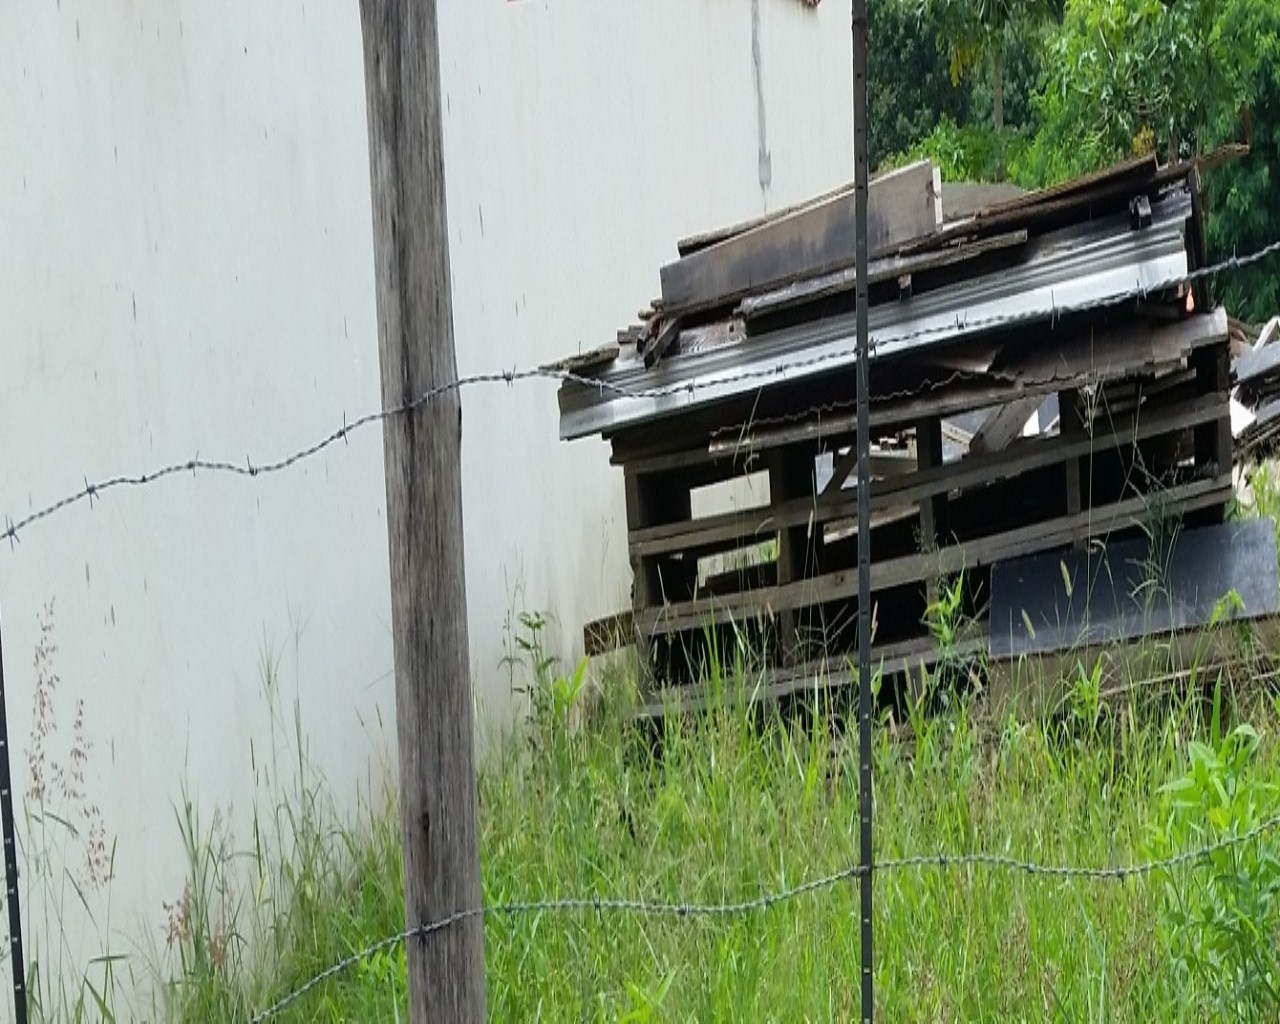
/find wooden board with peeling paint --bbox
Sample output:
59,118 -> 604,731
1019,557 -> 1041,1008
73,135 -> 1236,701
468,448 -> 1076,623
658,161 -> 941,316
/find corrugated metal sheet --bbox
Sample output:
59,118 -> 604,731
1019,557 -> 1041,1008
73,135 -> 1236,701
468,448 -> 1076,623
559,191 -> 1192,440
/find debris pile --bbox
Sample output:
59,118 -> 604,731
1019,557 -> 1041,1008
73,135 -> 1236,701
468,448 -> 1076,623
554,154 -> 1276,711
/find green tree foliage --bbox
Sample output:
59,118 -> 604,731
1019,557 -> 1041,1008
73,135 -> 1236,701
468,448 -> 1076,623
918,0 -> 1062,133
1030,0 -> 1237,172
868,0 -> 974,172
1031,0 -> 1280,319
1204,2 -> 1280,321
878,0 -> 1280,320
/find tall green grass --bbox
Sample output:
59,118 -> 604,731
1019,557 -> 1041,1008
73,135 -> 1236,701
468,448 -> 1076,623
156,611 -> 1280,1023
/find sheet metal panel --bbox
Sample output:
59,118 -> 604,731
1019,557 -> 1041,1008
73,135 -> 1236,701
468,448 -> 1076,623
989,518 -> 1279,660
559,194 -> 1192,440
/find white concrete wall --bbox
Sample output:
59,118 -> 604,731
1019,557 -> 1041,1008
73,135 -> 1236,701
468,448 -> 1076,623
0,0 -> 851,1010
444,0 -> 855,713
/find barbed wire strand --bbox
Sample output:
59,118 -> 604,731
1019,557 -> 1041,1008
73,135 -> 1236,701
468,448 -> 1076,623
5,233 -> 1280,550
251,809 -> 1280,1021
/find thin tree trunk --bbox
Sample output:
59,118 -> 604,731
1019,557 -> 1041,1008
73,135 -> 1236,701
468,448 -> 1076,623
992,47 -> 1004,134
991,45 -> 1007,182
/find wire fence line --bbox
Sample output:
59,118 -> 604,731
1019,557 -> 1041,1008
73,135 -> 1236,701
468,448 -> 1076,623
250,809 -> 1280,1021
4,234 -> 1280,551
0,203 -> 1273,1021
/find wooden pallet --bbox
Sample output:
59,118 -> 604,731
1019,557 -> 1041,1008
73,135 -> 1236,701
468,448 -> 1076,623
607,310 -> 1232,702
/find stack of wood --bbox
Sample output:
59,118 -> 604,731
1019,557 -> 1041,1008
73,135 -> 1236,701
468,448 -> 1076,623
556,153 -> 1268,713
1232,316 -> 1280,458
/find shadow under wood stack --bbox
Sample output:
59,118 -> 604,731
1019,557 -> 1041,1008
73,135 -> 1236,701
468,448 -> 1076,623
554,153 -> 1273,715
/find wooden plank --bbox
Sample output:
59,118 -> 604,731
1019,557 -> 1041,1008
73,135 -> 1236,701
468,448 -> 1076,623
1194,344 -> 1233,477
639,606 -> 1280,722
916,417 -> 945,553
584,610 -> 635,657
640,315 -> 684,369
969,395 -> 1042,455
898,150 -> 1232,263
624,471 -> 655,670
768,450 -> 815,662
636,635 -> 986,718
822,446 -> 860,497
736,230 -> 1027,321
541,342 -> 620,375
820,450 -> 916,496
612,310 -> 1230,475
896,155 -> 1165,256
639,475 -> 1231,638
1233,341 -> 1280,388
629,393 -> 1223,559
988,613 -> 1280,722
674,162 -> 931,256
625,468 -> 696,687
1060,390 -> 1085,545
659,161 -> 940,314
941,419 -> 974,453
825,448 -> 857,498
942,182 -> 1027,223
972,156 -> 1155,217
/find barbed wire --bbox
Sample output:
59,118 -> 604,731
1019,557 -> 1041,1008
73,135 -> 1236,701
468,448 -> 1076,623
3,231 -> 1278,551
251,808 -> 1280,1021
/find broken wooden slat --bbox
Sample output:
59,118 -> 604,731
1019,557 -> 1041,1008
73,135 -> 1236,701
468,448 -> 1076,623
941,182 -> 1028,223
821,445 -> 863,498
895,155 -> 1166,257
583,610 -> 635,657
540,343 -> 620,376
915,417 -> 946,556
1234,342 -> 1280,389
818,449 -> 915,498
636,634 -> 986,718
969,395 -> 1044,455
627,311 -> 1227,472
940,419 -> 974,455
736,230 -> 1028,322
641,315 -> 684,369
672,318 -> 745,361
627,393 -> 1224,560
659,161 -> 941,315
1256,315 -> 1280,350
638,474 -> 1231,639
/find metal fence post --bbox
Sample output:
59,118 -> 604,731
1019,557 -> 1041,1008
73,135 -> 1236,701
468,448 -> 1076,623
851,1 -> 875,1021
0,612 -> 27,1024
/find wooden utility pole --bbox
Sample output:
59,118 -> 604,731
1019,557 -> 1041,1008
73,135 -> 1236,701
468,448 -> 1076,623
357,3 -> 487,1021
